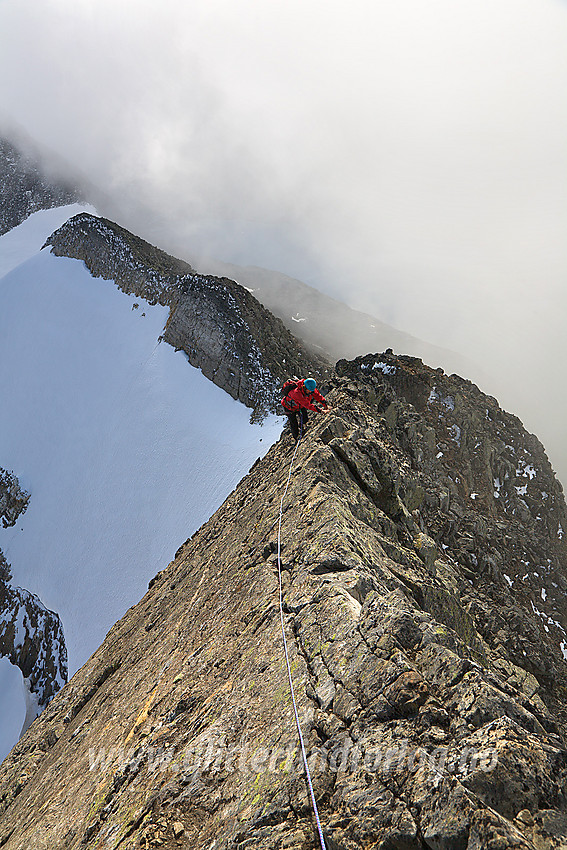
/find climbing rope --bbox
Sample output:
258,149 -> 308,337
277,424 -> 327,850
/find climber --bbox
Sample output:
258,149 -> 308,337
281,377 -> 328,441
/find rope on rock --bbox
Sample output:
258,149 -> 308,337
276,425 -> 327,850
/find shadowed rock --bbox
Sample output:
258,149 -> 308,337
0,581 -> 67,732
0,470 -> 67,737
0,138 -> 80,236
0,468 -> 29,529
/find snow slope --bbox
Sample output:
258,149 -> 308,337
0,211 -> 283,761
0,203 -> 94,278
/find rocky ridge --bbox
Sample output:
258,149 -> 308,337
0,138 -> 80,236
45,214 -> 329,414
0,352 -> 566,849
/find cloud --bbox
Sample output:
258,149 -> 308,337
1,0 -> 566,478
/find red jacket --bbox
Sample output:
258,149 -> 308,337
282,380 -> 328,413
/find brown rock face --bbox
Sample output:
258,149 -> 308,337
45,213 -> 328,414
1,352 -> 566,849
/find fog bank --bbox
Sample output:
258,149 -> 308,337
1,0 -> 566,479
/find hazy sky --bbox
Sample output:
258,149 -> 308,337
1,0 -> 566,477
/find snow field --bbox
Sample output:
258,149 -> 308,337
0,203 -> 94,279
0,211 -> 283,759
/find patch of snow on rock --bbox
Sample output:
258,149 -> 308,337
373,361 -> 397,375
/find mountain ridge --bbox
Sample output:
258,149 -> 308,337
45,213 -> 329,415
0,209 -> 283,758
191,256 -> 479,381
1,142 -> 567,847
1,351 -> 566,848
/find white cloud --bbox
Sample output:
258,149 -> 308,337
1,0 -> 566,478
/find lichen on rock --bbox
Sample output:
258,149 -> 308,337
0,352 -> 566,849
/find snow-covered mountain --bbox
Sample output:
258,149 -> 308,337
1,142 -> 567,849
2,351 -> 567,849
0,206 -> 289,762
43,211 -> 327,414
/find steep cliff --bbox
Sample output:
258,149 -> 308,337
0,139 -> 80,236
0,352 -> 566,849
44,214 -> 328,415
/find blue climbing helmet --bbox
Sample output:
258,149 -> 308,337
304,378 -> 317,392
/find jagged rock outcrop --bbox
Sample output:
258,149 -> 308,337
0,138 -> 80,236
45,214 -> 329,414
336,352 -> 567,717
0,352 -> 566,849
0,470 -> 67,729
0,581 -> 67,727
0,469 -> 30,529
